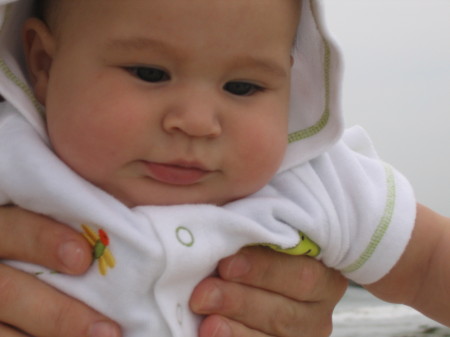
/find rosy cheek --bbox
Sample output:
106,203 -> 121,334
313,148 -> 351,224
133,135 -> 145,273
47,119 -> 108,183
233,136 -> 285,190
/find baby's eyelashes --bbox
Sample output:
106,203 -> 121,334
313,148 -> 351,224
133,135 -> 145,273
126,66 -> 171,83
223,81 -> 264,96
124,66 -> 265,97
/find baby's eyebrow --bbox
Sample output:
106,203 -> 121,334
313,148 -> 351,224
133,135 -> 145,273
229,56 -> 288,79
105,37 -> 183,58
104,37 -> 288,78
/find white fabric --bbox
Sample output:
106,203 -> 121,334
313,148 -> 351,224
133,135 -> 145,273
1,103 -> 416,336
282,0 -> 343,170
0,0 -> 417,336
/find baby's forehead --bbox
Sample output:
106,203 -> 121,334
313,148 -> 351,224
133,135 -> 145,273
40,0 -> 301,31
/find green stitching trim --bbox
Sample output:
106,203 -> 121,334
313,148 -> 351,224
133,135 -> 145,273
342,164 -> 396,274
288,106 -> 330,143
288,0 -> 331,144
0,58 -> 43,115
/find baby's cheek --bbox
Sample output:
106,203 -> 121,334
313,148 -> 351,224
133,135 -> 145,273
232,138 -> 286,194
49,124 -> 113,187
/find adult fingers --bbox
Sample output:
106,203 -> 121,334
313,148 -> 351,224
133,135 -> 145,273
199,315 -> 274,337
0,206 -> 92,274
191,247 -> 347,337
217,247 -> 347,303
0,324 -> 29,337
0,264 -> 121,337
191,277 -> 334,337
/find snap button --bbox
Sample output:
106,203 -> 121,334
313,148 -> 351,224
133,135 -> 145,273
176,303 -> 183,326
176,226 -> 195,247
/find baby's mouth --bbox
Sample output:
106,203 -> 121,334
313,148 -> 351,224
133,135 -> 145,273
143,161 -> 212,185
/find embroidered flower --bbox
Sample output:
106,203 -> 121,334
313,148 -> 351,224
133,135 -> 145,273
81,225 -> 116,276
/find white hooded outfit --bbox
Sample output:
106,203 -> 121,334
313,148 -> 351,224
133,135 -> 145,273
0,1 -> 416,336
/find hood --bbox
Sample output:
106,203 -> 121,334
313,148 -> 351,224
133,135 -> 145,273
0,0 -> 344,171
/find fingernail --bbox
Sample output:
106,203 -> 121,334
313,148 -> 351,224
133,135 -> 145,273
88,321 -> 120,337
58,240 -> 86,271
197,284 -> 223,312
211,319 -> 232,337
224,254 -> 251,279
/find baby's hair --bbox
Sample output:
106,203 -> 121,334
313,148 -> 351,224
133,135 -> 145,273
35,0 -> 51,21
35,0 -> 60,28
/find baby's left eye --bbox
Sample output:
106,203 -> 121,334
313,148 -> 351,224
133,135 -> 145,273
223,81 -> 264,96
127,66 -> 170,83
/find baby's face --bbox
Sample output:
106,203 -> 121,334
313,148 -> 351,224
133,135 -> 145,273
27,0 -> 299,207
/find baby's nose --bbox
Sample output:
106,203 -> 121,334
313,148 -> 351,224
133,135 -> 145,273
162,92 -> 222,138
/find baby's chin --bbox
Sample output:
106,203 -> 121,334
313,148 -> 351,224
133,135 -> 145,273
116,189 -> 257,209
121,197 -> 229,208
98,175 -> 267,208
109,186 -> 235,208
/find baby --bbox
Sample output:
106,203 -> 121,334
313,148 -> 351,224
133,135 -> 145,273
0,0 -> 431,336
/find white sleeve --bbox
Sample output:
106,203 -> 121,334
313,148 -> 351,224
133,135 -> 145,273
313,126 -> 416,284
227,126 -> 416,284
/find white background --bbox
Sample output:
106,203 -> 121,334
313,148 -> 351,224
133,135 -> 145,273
323,0 -> 450,217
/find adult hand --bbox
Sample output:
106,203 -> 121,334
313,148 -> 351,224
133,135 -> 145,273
190,247 -> 348,337
0,206 -> 346,337
0,206 -> 122,337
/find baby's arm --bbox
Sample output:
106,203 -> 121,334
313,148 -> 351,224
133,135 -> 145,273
365,203 -> 450,326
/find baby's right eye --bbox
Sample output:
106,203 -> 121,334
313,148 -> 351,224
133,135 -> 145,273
127,66 -> 170,83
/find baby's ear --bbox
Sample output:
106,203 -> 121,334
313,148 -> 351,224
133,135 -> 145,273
22,18 -> 56,106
